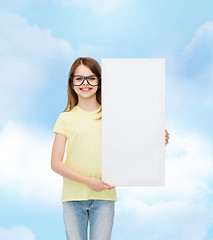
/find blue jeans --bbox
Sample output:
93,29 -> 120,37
62,200 -> 115,240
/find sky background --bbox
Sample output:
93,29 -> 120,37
0,0 -> 213,239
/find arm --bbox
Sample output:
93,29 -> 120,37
51,133 -> 114,191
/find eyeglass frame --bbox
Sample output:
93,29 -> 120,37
69,74 -> 101,86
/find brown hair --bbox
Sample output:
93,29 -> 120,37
63,57 -> 102,120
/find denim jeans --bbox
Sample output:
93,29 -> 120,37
62,199 -> 115,240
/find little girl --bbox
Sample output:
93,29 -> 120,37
51,57 -> 170,240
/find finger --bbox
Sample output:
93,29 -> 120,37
102,181 -> 112,186
102,181 -> 111,187
101,180 -> 115,188
103,182 -> 114,189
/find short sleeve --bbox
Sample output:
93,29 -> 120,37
53,113 -> 67,137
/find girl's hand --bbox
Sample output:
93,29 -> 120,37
86,177 -> 115,191
165,129 -> 170,146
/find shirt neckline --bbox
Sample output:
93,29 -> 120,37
75,105 -> 101,114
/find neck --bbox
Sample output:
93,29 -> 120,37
77,97 -> 101,112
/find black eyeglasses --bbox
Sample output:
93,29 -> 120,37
70,75 -> 101,86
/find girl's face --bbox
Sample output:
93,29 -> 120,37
72,64 -> 99,100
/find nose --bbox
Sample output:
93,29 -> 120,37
82,77 -> 89,85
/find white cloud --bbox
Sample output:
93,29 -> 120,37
0,9 -> 74,119
0,226 -> 35,240
0,120 -> 63,206
184,22 -> 213,76
183,21 -> 213,56
114,196 -> 212,240
0,9 -> 109,121
114,130 -> 213,239
163,21 -> 213,111
56,0 -> 130,14
180,21 -> 213,81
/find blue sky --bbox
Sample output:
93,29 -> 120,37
0,0 -> 213,239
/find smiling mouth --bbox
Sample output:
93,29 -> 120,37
80,88 -> 92,92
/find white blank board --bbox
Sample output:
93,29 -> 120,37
101,58 -> 165,186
